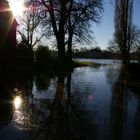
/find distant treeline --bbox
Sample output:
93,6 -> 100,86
73,47 -> 140,61
73,47 -> 120,59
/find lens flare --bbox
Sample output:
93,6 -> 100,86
9,0 -> 25,17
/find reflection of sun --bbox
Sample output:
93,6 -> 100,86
9,0 -> 25,17
14,96 -> 22,109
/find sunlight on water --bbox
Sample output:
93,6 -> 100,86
13,95 -> 35,131
14,96 -> 22,109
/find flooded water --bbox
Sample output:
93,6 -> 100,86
0,59 -> 140,140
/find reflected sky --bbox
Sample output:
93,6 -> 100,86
0,59 -> 140,140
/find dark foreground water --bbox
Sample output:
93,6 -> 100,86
0,59 -> 140,140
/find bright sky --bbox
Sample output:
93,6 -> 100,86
8,0 -> 140,50
93,0 -> 140,50
8,0 -> 25,17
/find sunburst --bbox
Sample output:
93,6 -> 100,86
9,0 -> 25,17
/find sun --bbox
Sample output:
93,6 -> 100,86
9,0 -> 25,17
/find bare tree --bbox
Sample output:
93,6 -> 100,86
114,0 -> 134,64
66,0 -> 103,60
107,39 -> 120,54
38,0 -> 68,60
18,0 -> 44,49
35,0 -> 103,61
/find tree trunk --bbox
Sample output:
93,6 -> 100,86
56,33 -> 66,63
122,51 -> 130,65
67,33 -> 73,61
57,43 -> 65,60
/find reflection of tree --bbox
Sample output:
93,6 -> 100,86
35,73 -> 51,91
0,83 -> 14,125
109,67 -> 128,140
133,97 -> 140,140
33,72 -> 97,140
93,63 -> 102,69
0,70 -> 97,139
106,64 -> 121,85
45,74 -> 65,140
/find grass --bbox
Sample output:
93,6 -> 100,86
75,61 -> 101,67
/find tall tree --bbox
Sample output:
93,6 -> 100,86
38,0 -> 103,61
40,0 -> 68,60
66,0 -> 103,61
114,0 -> 134,64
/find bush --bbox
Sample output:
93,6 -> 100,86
35,45 -> 53,66
16,43 -> 34,65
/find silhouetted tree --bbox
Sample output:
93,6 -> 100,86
36,0 -> 103,62
114,0 -> 134,64
66,0 -> 103,61
39,0 -> 68,61
35,45 -> 53,66
18,0 -> 45,49
16,38 -> 34,64
108,25 -> 140,60
107,39 -> 120,54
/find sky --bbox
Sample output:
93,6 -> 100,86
8,0 -> 140,50
93,0 -> 140,50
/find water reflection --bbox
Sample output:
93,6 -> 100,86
35,73 -> 51,91
12,93 -> 38,132
0,101 -> 13,125
14,96 -> 22,109
109,68 -> 127,140
31,72 -> 97,140
107,66 -> 140,140
0,71 -> 34,139
0,78 -> 14,125
133,96 -> 140,140
0,59 -> 140,140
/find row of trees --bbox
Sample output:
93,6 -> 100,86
73,47 -> 118,59
17,0 -> 140,65
17,0 -> 103,63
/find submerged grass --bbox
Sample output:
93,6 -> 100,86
76,61 -> 101,67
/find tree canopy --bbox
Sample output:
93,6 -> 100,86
34,0 -> 103,61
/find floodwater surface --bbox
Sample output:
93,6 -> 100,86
0,59 -> 140,140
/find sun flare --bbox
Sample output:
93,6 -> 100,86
9,0 -> 25,17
